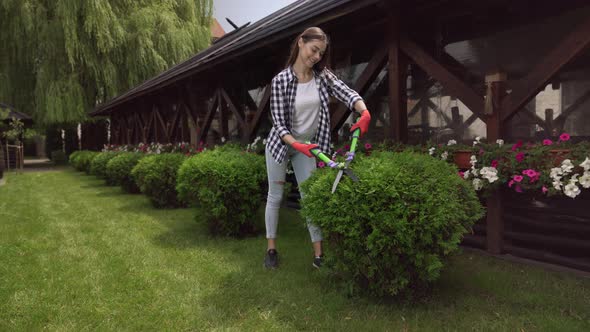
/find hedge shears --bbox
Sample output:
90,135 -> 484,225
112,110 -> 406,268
309,127 -> 361,193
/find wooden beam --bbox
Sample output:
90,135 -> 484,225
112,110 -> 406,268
400,37 -> 485,121
387,10 -> 408,142
197,91 -> 220,144
249,85 -> 271,141
520,107 -> 547,129
168,106 -> 181,143
330,42 -> 389,132
458,113 -> 480,132
220,88 -> 246,127
501,16 -> 590,122
218,89 -> 229,140
424,100 -> 453,126
154,107 -> 169,143
554,88 -> 590,127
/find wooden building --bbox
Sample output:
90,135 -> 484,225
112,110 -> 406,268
92,0 -> 590,271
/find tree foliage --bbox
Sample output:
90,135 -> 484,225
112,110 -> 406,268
0,0 -> 213,126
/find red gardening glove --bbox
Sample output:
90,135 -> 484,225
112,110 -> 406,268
350,110 -> 371,138
291,142 -> 319,158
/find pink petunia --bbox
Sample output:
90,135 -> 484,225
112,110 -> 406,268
491,160 -> 498,168
515,185 -> 523,193
458,171 -> 464,178
317,161 -> 326,168
344,145 -> 350,150
511,140 -> 523,151
559,133 -> 570,142
542,186 -> 548,193
513,175 -> 524,183
364,143 -> 372,150
479,149 -> 485,156
542,139 -> 553,146
515,152 -> 525,162
508,180 -> 515,188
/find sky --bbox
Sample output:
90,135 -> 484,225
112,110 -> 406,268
213,0 -> 298,32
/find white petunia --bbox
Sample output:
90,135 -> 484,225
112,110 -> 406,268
480,167 -> 499,183
463,170 -> 470,179
561,159 -> 574,173
441,151 -> 448,160
579,157 -> 590,171
262,139 -> 267,145
472,178 -> 483,191
496,139 -> 504,146
428,147 -> 436,156
550,167 -> 563,179
579,172 -> 590,188
564,183 -> 581,198
447,140 -> 457,146
552,180 -> 563,191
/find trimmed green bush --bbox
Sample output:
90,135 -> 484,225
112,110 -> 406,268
177,148 -> 266,236
90,152 -> 121,179
68,151 -> 83,170
69,150 -> 98,173
300,151 -> 484,297
105,152 -> 144,192
81,151 -> 99,174
131,153 -> 187,208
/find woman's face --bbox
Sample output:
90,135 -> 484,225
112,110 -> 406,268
297,38 -> 327,69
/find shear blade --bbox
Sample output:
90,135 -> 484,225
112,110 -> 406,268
331,170 -> 344,193
345,169 -> 359,182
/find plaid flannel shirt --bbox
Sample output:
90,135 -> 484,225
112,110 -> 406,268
266,66 -> 363,163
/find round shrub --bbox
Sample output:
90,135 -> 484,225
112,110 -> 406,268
299,151 -> 484,297
69,150 -> 83,167
80,151 -> 99,174
177,148 -> 266,236
69,150 -> 97,172
105,152 -> 144,192
131,153 -> 187,208
90,152 -> 120,179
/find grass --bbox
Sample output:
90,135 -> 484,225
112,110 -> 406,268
0,169 -> 589,331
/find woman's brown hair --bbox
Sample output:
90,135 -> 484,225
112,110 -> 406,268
285,27 -> 331,72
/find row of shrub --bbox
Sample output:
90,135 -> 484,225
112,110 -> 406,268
69,146 -> 267,236
70,145 -> 484,298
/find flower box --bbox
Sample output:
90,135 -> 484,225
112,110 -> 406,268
453,150 -> 472,169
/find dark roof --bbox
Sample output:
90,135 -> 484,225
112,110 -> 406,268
0,103 -> 32,122
92,0 -> 380,115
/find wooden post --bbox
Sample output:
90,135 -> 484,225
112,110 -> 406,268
545,108 -> 555,136
387,9 -> 407,142
485,71 -> 507,254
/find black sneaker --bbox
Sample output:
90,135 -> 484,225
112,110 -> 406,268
264,249 -> 279,269
312,255 -> 323,269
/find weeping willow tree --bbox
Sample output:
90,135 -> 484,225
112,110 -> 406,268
0,0 -> 213,126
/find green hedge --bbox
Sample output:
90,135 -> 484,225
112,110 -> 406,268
106,152 -> 145,192
177,147 -> 266,236
69,150 -> 99,174
131,153 -> 187,208
299,151 -> 484,297
90,152 -> 121,180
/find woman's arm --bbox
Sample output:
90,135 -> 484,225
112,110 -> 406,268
270,77 -> 292,140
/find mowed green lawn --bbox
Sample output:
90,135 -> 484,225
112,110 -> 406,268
0,169 -> 589,331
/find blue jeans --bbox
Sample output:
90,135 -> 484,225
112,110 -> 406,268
265,145 -> 322,243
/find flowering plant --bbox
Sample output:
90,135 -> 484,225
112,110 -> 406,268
455,134 -> 590,198
103,142 -> 207,156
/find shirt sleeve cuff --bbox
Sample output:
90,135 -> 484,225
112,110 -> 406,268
277,127 -> 291,139
348,95 -> 363,111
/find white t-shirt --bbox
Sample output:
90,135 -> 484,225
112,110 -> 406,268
292,78 -> 320,141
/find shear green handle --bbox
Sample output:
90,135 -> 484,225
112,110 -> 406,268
310,148 -> 332,164
345,128 -> 361,162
